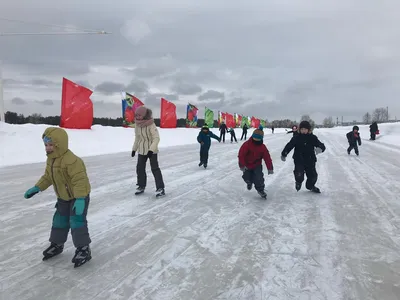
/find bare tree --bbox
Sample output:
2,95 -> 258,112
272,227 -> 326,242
322,116 -> 334,128
300,114 -> 316,129
28,113 -> 43,124
372,107 -> 388,122
362,112 -> 371,124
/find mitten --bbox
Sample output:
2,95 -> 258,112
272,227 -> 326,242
147,151 -> 153,158
268,169 -> 274,175
315,147 -> 323,155
73,198 -> 85,215
131,150 -> 135,157
24,186 -> 40,199
281,155 -> 286,162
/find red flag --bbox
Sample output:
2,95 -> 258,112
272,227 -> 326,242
160,98 -> 177,128
60,78 -> 93,129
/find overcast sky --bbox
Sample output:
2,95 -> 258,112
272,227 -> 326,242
1,0 -> 400,123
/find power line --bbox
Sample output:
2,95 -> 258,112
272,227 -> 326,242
0,17 -> 105,34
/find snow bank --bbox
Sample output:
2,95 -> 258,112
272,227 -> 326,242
0,123 -> 268,168
0,123 -> 213,167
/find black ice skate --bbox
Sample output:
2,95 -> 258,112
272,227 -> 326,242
295,182 -> 302,191
203,163 -> 207,169
72,245 -> 92,268
198,161 -> 203,167
156,188 -> 165,197
43,243 -> 64,261
310,186 -> 321,193
135,187 -> 145,195
257,190 -> 267,199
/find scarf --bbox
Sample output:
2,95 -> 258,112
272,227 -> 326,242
135,118 -> 154,127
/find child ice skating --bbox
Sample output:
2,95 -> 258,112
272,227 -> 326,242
346,126 -> 361,156
281,120 -> 325,193
197,125 -> 221,168
238,128 -> 274,198
132,106 -> 165,197
286,125 -> 299,137
227,127 -> 238,143
24,127 -> 92,268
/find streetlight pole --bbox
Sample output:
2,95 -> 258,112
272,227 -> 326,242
0,29 -> 110,123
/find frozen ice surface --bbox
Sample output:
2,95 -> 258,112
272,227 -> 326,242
1,124 -> 400,299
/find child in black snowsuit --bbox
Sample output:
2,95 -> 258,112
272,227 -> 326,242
286,125 -> 299,137
227,128 -> 238,143
240,124 -> 248,140
281,120 -> 326,193
219,122 -> 227,143
369,121 -> 378,140
197,125 -> 220,168
346,126 -> 361,156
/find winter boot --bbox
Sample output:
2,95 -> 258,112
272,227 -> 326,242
347,149 -> 350,155
156,188 -> 165,197
295,182 -> 302,191
135,186 -> 145,195
246,181 -> 252,190
72,245 -> 92,268
257,190 -> 267,199
43,243 -> 64,261
310,186 -> 321,193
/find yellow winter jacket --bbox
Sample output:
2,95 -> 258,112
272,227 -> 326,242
132,123 -> 160,155
35,127 -> 91,200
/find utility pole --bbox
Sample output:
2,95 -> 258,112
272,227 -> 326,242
341,116 -> 343,125
0,26 -> 110,123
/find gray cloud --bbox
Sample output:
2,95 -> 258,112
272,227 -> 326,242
2,0 -> 400,122
94,81 -> 125,95
125,79 -> 149,95
170,81 -> 202,95
35,99 -> 54,105
144,93 -> 179,106
198,90 -> 225,101
11,97 -> 26,105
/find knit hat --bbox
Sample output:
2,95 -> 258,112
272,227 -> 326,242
299,120 -> 311,130
201,125 -> 209,131
135,106 -> 147,117
252,128 -> 264,141
353,125 -> 359,131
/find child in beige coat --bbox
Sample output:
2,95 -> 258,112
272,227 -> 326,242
131,106 -> 165,197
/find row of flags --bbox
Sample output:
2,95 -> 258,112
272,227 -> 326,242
121,91 -> 266,128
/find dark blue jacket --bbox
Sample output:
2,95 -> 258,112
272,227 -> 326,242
197,130 -> 220,149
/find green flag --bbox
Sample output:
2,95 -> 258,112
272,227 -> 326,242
204,107 -> 214,127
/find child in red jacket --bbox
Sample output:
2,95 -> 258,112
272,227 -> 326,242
238,128 -> 274,198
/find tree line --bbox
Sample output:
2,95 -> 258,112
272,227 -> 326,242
321,107 -> 393,128
4,111 -> 299,128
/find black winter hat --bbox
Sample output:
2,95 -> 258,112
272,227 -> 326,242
299,120 -> 311,130
353,125 -> 359,131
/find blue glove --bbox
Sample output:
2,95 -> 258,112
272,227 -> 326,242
73,198 -> 85,215
24,186 -> 40,199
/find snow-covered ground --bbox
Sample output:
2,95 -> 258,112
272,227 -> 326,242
1,122 -> 400,300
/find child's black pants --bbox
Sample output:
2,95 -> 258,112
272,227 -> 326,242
242,165 -> 265,191
200,147 -> 209,164
293,162 -> 318,190
347,142 -> 359,154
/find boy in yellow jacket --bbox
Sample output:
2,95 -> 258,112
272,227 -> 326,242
24,127 -> 92,268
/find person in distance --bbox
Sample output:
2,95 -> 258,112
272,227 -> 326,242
346,125 -> 361,156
